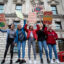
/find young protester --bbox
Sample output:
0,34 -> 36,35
37,24 -> 50,64
15,20 -> 26,64
0,24 -> 16,64
24,23 -> 40,64
44,25 -> 60,64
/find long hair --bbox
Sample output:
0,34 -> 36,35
8,24 -> 14,29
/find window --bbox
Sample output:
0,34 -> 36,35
0,4 -> 4,13
51,5 -> 57,15
13,21 -> 20,29
55,22 -> 62,29
16,4 -> 22,11
58,40 -> 64,51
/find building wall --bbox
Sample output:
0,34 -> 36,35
0,0 -> 64,60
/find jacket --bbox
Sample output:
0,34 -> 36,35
24,24 -> 40,40
15,20 -> 26,43
44,27 -> 58,45
37,30 -> 47,41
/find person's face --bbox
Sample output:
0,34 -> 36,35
18,25 -> 22,30
11,24 -> 14,30
48,26 -> 52,31
29,26 -> 33,30
40,24 -> 43,30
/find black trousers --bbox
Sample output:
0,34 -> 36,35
3,38 -> 14,60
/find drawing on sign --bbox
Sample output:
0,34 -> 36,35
28,12 -> 37,25
43,11 -> 53,24
0,14 -> 6,27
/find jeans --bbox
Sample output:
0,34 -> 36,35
38,40 -> 49,59
48,44 -> 58,60
28,38 -> 36,60
17,41 -> 26,59
4,38 -> 14,60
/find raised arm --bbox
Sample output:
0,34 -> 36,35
35,24 -> 40,32
0,29 -> 8,32
24,24 -> 28,32
22,19 -> 26,29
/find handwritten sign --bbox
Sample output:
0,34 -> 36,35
28,12 -> 37,25
16,10 -> 24,20
34,6 -> 43,13
0,14 -> 6,27
43,11 -> 53,24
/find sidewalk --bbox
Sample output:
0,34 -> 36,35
0,58 -> 64,64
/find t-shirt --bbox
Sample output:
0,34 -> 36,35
30,31 -> 33,38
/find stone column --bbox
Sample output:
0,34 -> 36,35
4,0 -> 15,14
43,0 -> 51,11
22,0 -> 33,14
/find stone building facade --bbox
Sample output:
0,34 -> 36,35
0,0 -> 64,61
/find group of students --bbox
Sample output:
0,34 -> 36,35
0,20 -> 60,64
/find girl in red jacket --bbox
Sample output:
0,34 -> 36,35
44,25 -> 60,64
24,24 -> 39,64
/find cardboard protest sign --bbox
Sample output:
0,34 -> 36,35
28,12 -> 37,26
16,10 -> 24,20
0,14 -> 6,28
43,11 -> 53,24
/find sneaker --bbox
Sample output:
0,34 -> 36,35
15,59 -> 20,63
41,58 -> 43,63
20,59 -> 26,63
1,59 -> 5,64
50,59 -> 54,64
34,60 -> 37,64
10,60 -> 12,64
55,59 -> 60,64
29,60 -> 32,64
47,58 -> 50,63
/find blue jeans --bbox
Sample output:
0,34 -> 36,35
48,44 -> 58,60
28,38 -> 36,60
17,41 -> 26,59
38,40 -> 49,59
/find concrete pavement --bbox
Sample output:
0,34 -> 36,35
0,58 -> 64,64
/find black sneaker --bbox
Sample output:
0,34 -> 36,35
10,60 -> 12,64
20,59 -> 26,64
47,58 -> 50,64
1,59 -> 5,64
41,58 -> 43,64
15,59 -> 20,63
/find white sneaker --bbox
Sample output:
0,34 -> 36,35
34,60 -> 37,64
55,59 -> 60,64
50,59 -> 54,64
29,60 -> 32,64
